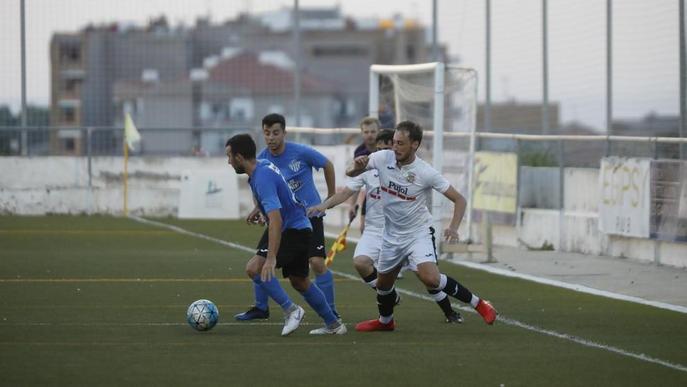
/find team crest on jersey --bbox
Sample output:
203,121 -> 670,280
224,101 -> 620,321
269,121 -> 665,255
288,159 -> 302,172
405,172 -> 416,183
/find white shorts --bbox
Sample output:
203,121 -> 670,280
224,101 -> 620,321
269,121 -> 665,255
353,228 -> 383,266
378,226 -> 438,274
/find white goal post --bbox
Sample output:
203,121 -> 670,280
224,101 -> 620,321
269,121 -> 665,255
368,62 -> 478,247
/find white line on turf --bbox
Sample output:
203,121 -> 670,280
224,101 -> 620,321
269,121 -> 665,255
130,216 -> 687,374
324,232 -> 687,315
9,322 -> 317,327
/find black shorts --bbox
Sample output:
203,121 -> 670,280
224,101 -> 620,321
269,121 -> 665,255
307,216 -> 326,259
255,228 -> 312,278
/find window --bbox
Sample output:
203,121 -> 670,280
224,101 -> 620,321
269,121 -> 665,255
62,107 -> 76,124
229,98 -> 254,122
406,45 -> 416,62
64,138 -> 75,152
60,44 -> 81,64
64,79 -> 79,93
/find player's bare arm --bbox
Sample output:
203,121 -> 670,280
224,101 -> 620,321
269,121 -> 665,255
307,187 -> 357,217
345,188 -> 365,220
346,155 -> 369,177
262,209 -> 282,282
441,185 -> 467,242
323,160 -> 336,200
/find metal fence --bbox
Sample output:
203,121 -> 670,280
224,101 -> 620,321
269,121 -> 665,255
0,126 -> 252,157
2,1 -> 684,147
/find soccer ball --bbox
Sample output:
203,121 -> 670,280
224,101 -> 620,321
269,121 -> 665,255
186,299 -> 219,331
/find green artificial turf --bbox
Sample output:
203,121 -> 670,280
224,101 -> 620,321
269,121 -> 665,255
0,215 -> 685,386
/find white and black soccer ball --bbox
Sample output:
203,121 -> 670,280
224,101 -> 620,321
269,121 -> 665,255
186,299 -> 219,331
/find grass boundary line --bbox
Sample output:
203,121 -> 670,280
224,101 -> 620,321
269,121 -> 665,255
130,216 -> 687,374
323,232 -> 687,315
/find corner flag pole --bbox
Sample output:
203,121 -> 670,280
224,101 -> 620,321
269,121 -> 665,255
123,137 -> 129,216
123,112 -> 141,216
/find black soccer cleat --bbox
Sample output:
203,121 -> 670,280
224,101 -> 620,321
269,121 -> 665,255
445,310 -> 463,324
234,306 -> 270,321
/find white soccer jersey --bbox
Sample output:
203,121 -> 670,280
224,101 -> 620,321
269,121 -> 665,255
366,149 -> 451,237
345,169 -> 384,233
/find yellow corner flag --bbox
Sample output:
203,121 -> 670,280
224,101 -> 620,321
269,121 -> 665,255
124,112 -> 141,151
324,204 -> 359,267
325,224 -> 350,267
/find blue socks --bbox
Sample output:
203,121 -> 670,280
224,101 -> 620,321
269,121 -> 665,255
252,276 -> 293,312
301,283 -> 338,325
253,281 -> 269,311
315,270 -> 337,316
251,269 -> 338,319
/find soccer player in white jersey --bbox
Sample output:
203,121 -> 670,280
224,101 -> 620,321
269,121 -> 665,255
308,130 -> 463,323
346,120 -> 497,331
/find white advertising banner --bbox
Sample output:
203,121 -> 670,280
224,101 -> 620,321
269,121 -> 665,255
178,169 -> 239,219
599,157 -> 651,238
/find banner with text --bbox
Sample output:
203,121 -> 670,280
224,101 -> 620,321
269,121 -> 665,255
472,151 -> 518,214
599,157 -> 651,238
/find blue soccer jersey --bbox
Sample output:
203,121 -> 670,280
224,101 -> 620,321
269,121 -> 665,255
249,159 -> 312,231
258,142 -> 328,208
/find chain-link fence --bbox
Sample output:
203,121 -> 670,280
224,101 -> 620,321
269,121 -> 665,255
2,1 -> 684,146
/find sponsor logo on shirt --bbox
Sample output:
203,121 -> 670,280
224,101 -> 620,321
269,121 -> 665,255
381,181 -> 416,201
288,178 -> 303,192
369,187 -> 381,200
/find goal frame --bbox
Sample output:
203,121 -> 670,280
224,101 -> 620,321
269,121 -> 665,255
368,62 -> 478,247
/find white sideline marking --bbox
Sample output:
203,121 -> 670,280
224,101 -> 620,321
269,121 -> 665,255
131,216 -> 687,373
453,260 -> 687,314
11,322 -> 316,327
324,232 -> 687,315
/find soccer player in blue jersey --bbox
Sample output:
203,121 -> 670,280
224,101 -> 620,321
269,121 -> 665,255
225,134 -> 346,335
235,113 -> 340,321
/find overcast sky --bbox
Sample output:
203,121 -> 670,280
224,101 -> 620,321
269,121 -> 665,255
0,0 -> 681,130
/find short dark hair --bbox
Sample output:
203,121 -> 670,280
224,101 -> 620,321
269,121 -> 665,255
376,129 -> 394,144
262,113 -> 286,130
359,116 -> 381,130
396,120 -> 422,145
225,134 -> 256,159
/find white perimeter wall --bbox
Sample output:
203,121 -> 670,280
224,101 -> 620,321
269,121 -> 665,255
515,167 -> 686,267
1,153 -> 685,268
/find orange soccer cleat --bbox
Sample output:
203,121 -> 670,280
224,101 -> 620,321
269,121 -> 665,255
475,299 -> 497,325
355,318 -> 396,332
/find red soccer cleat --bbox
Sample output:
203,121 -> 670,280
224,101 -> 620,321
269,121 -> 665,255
475,299 -> 497,325
355,318 -> 395,332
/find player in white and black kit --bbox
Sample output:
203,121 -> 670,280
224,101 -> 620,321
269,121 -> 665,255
346,121 -> 497,332
308,130 -> 463,323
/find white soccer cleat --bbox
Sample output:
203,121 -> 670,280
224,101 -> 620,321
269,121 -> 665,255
281,305 -> 305,336
309,320 -> 348,335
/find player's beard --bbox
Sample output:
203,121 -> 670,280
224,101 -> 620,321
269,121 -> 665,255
395,150 -> 410,164
232,164 -> 245,174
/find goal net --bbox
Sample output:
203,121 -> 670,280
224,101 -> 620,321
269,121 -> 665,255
370,62 -> 478,240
